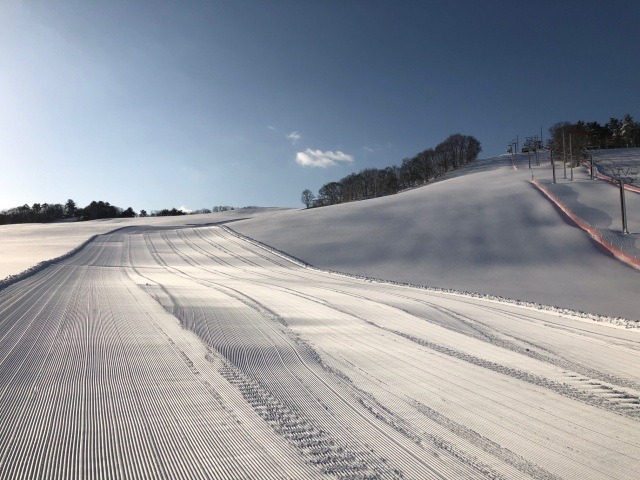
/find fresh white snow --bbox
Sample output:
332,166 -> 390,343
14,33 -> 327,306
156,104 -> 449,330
231,154 -> 640,320
0,153 -> 638,479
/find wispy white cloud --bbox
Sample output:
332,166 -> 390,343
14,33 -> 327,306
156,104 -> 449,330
295,149 -> 354,168
286,131 -> 301,144
178,205 -> 192,213
267,125 -> 276,131
362,142 -> 393,153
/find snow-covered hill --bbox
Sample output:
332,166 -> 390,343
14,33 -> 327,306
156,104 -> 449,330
232,154 -> 640,320
1,154 -> 638,319
1,157 -> 639,479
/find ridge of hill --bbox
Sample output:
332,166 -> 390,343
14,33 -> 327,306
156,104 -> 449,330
1,154 -> 638,320
231,154 -> 640,320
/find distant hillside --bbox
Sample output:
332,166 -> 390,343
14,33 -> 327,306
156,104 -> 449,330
232,154 -> 640,320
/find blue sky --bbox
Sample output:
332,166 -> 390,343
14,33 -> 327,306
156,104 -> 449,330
1,0 -> 638,211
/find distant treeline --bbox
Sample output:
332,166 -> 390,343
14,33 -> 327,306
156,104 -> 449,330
548,113 -> 639,153
301,133 -> 481,208
0,200 -> 253,226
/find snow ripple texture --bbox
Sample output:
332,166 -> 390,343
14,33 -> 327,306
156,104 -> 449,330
0,226 -> 639,479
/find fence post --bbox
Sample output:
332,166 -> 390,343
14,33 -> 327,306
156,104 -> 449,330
569,134 -> 573,181
562,132 -> 567,179
620,179 -> 629,234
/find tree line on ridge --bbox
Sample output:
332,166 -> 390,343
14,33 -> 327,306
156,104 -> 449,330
301,133 -> 481,208
547,113 -> 640,154
0,199 -> 247,225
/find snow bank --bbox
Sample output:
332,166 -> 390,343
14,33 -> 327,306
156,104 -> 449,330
0,227 -> 124,292
222,225 -> 638,329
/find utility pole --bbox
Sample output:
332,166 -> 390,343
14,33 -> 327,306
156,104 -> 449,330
510,137 -> 519,157
619,179 -> 629,234
550,148 -> 556,183
527,134 -> 541,166
569,134 -> 573,181
606,159 -> 632,234
524,135 -> 540,169
562,132 -> 567,179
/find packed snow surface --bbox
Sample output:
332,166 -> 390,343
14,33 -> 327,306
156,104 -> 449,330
1,225 -> 638,479
0,207 -> 286,281
1,153 -> 639,478
232,154 -> 640,320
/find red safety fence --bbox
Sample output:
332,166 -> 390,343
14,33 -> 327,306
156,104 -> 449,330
581,163 -> 640,194
531,178 -> 640,270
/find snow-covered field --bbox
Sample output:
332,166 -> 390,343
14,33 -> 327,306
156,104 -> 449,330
232,154 -> 640,320
0,207 -> 286,281
1,154 -> 639,478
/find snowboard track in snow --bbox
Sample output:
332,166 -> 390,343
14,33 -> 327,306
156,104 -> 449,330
1,225 -> 639,479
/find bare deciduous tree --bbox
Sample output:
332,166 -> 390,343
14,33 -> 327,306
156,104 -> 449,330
300,189 -> 315,208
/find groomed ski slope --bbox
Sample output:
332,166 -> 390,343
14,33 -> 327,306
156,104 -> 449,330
0,208 -> 286,281
0,152 -> 639,479
231,154 -> 640,320
2,154 -> 638,320
1,225 -> 638,479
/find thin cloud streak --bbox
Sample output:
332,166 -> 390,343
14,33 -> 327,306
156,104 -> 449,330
287,131 -> 301,144
295,149 -> 354,168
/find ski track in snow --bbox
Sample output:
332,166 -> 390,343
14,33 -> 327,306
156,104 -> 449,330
0,226 -> 639,479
